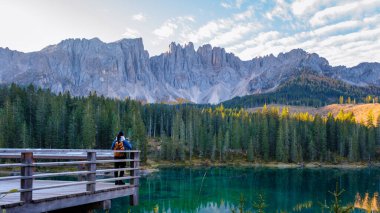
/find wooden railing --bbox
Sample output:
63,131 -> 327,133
0,149 -> 140,205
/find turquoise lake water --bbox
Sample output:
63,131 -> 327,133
110,167 -> 380,212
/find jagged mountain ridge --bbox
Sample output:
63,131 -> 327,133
0,38 -> 379,104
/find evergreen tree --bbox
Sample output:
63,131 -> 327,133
282,108 -> 290,162
21,121 -> 29,148
377,115 -> 380,146
319,120 -> 327,161
222,130 -> 230,161
35,92 -> 48,148
348,125 -> 359,162
179,115 -> 186,161
268,114 -> 277,158
211,134 -> 216,161
276,122 -> 285,162
132,109 -> 148,162
82,101 -> 96,149
231,118 -> 241,149
261,115 -> 270,161
305,122 -> 316,161
247,138 -> 254,162
290,119 -> 299,162
68,110 -> 79,149
0,109 -> 4,148
326,113 -> 337,156
358,125 -> 368,160
367,126 -> 376,162
217,127 -> 223,161
187,110 -> 194,161
0,84 -> 379,164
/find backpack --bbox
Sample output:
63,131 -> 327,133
114,141 -> 126,158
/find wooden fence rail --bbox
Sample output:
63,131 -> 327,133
0,149 -> 140,213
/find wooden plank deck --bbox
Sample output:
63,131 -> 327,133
0,179 -> 137,213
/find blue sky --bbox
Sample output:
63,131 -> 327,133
0,0 -> 379,67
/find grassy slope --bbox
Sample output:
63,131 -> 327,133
248,103 -> 380,126
321,103 -> 380,125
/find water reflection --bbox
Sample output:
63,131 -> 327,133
110,167 -> 380,212
355,192 -> 379,212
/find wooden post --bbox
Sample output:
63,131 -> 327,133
129,152 -> 140,186
86,151 -> 96,192
129,151 -> 139,206
20,152 -> 33,203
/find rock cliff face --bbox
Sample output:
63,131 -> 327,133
0,38 -> 379,103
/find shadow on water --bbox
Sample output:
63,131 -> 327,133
107,167 -> 380,212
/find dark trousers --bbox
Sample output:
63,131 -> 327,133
114,157 -> 126,178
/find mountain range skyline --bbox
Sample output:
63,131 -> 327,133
1,36 -> 378,69
1,0 -> 380,67
0,37 -> 379,104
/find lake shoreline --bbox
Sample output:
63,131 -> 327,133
141,159 -> 378,172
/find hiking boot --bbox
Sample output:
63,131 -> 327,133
115,180 -> 119,185
119,181 -> 125,185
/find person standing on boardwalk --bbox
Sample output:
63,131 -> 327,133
111,131 -> 132,185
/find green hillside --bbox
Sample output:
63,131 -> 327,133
222,71 -> 380,108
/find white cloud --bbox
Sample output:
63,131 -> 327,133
132,13 -> 146,21
123,28 -> 140,38
230,31 -> 280,49
266,0 -> 291,20
180,16 -> 195,23
318,27 -> 380,47
235,0 -> 244,8
183,6 -> 256,47
228,11 -> 380,67
291,0 -> 320,16
227,31 -> 280,54
210,22 -> 259,47
128,2 -> 380,67
153,16 -> 195,40
221,2 -> 232,8
233,6 -> 253,21
309,0 -> 380,27
221,0 -> 244,9
290,0 -> 335,17
185,19 -> 234,43
312,20 -> 361,36
153,22 -> 178,39
363,14 -> 380,25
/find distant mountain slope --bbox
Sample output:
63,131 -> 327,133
222,71 -> 380,107
0,38 -> 379,104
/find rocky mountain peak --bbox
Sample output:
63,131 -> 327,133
184,42 -> 194,51
0,38 -> 379,104
117,38 -> 146,52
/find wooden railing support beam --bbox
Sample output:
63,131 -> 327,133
86,151 -> 96,192
20,151 -> 33,203
129,152 -> 139,206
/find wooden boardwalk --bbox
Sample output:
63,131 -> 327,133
0,179 -> 137,212
0,149 -> 140,213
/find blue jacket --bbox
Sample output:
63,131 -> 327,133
111,136 -> 133,150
